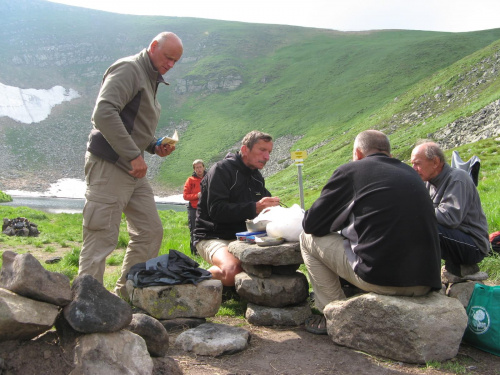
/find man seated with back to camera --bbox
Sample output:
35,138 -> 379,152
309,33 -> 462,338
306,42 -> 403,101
300,130 -> 442,335
193,130 -> 280,291
411,141 -> 490,282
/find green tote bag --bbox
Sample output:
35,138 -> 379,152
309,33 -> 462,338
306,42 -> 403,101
463,283 -> 500,356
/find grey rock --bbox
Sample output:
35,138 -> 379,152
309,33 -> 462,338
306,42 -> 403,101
0,288 -> 59,341
448,281 -> 483,308
63,274 -> 132,333
241,263 -> 272,278
127,313 -> 169,357
175,323 -> 250,356
240,263 -> 301,278
235,272 -> 309,307
71,330 -> 153,375
0,251 -> 72,306
127,279 -> 222,320
229,241 -> 302,266
160,317 -> 206,333
323,292 -> 467,364
245,301 -> 312,326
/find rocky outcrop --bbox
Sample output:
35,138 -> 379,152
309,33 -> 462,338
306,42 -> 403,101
432,99 -> 500,149
385,51 -> 500,150
175,74 -> 243,94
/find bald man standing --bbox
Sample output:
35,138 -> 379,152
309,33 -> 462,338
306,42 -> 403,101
79,32 -> 183,299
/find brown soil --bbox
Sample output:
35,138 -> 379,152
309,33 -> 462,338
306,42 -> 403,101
2,244 -> 500,374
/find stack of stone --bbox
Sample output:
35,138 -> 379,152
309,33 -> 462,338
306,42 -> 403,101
229,240 -> 311,326
2,217 -> 39,237
0,251 -> 172,374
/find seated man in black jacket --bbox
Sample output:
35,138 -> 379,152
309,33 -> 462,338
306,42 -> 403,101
194,130 -> 280,286
300,130 -> 442,335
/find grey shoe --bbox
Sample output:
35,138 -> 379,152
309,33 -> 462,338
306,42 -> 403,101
441,265 -> 488,284
460,264 -> 480,277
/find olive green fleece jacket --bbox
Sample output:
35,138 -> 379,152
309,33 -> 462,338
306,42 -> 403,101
87,48 -> 167,172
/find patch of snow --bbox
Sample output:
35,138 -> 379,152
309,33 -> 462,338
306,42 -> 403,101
155,194 -> 187,204
0,82 -> 80,124
6,178 -> 187,204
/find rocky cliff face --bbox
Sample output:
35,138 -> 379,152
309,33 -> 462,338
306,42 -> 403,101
382,51 -> 500,151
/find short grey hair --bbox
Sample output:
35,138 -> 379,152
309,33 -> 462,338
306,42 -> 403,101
241,130 -> 273,150
415,140 -> 446,163
355,130 -> 391,155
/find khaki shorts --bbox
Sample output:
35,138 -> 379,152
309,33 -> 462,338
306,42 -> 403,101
196,239 -> 233,264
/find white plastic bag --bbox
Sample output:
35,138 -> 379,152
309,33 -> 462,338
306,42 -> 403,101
253,204 -> 305,242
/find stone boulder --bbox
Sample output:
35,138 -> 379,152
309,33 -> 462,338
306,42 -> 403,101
71,330 -> 153,375
0,251 -> 72,306
0,288 -> 59,341
229,241 -> 302,266
127,279 -> 222,320
447,281 -> 482,308
63,274 -> 132,333
323,292 -> 467,364
175,323 -> 250,357
235,272 -> 309,307
127,313 -> 169,357
245,301 -> 311,326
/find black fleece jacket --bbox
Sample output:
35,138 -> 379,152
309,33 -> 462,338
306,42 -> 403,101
194,152 -> 271,242
303,153 -> 442,289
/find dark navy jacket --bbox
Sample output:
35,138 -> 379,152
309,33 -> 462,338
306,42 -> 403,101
303,153 -> 442,289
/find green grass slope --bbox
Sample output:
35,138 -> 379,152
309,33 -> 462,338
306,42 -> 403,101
155,29 -> 500,188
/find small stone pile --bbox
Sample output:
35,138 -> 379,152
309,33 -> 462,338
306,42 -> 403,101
229,240 -> 312,326
2,217 -> 39,237
0,251 -> 180,374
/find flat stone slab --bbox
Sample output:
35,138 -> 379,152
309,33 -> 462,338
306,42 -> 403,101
175,323 -> 250,357
245,301 -> 311,326
235,272 -> 309,307
229,241 -> 302,266
127,279 -> 222,320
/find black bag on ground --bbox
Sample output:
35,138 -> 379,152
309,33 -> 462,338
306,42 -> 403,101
127,250 -> 212,288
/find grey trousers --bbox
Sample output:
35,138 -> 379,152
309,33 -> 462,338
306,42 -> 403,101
300,231 -> 431,312
79,152 -> 163,298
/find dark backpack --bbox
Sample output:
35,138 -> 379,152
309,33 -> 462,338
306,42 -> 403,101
127,250 -> 212,288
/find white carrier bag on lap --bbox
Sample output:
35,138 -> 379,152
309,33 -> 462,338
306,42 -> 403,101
252,204 -> 305,242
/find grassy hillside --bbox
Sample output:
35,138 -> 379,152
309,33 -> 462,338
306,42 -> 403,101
1,0 -> 500,227
265,38 -> 500,233
155,29 -> 500,189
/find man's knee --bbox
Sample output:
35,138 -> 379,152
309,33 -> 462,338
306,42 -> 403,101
212,248 -> 242,284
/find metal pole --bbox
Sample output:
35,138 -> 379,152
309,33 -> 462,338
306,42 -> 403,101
297,164 -> 304,210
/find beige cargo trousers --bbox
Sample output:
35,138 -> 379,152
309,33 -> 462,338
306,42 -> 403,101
300,231 -> 431,312
79,152 -> 163,299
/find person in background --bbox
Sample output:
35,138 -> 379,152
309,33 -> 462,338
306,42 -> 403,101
411,141 -> 490,282
79,32 -> 183,300
183,159 -> 206,255
194,130 -> 280,287
301,130 -> 441,335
